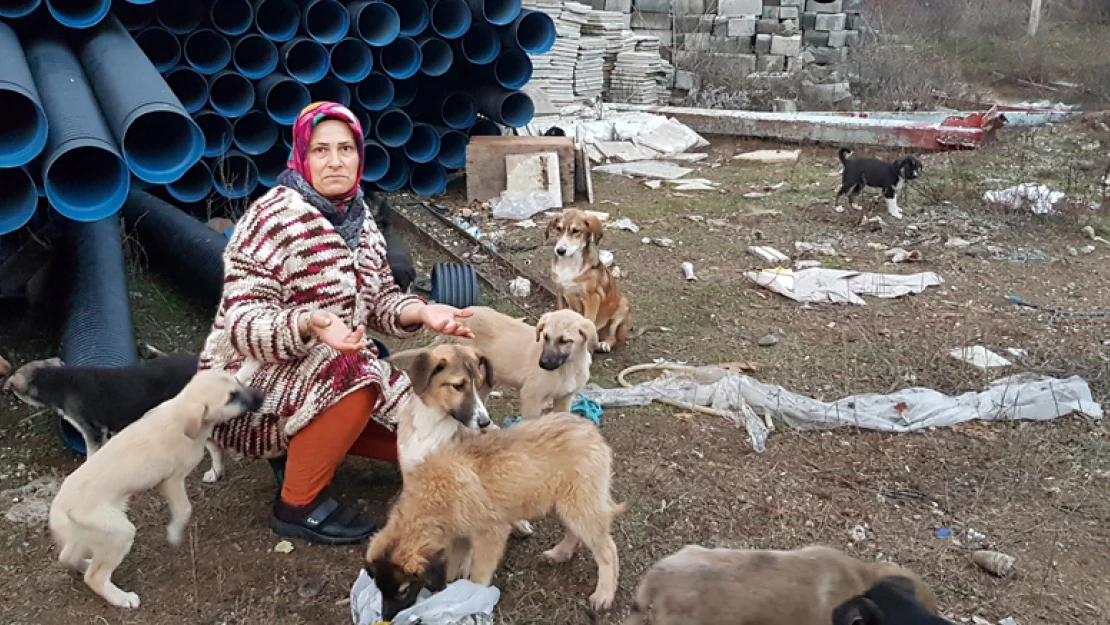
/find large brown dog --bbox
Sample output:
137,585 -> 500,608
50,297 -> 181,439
624,545 -> 938,625
547,209 -> 631,352
364,413 -> 626,620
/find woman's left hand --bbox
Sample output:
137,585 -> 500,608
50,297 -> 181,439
419,304 -> 475,338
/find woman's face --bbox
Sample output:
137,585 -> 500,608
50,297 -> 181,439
308,119 -> 360,198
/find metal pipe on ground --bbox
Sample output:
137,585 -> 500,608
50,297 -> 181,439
376,148 -> 408,191
0,0 -> 40,19
163,65 -> 208,114
253,0 -> 298,42
0,22 -> 48,169
504,8 -> 555,54
418,37 -> 453,77
232,110 -> 279,155
355,72 -> 394,111
429,0 -> 471,39
255,73 -> 309,125
466,0 -> 520,26
134,26 -> 181,73
375,108 -> 413,148
391,76 -> 418,107
156,0 -> 204,36
362,140 -> 389,183
0,167 -> 38,235
346,0 -> 400,47
193,109 -> 233,157
378,37 -> 422,80
458,22 -> 500,65
233,33 -> 279,80
280,37 -> 329,84
435,127 -> 467,170
183,29 -> 232,75
211,149 -> 258,199
77,17 -> 204,184
164,159 -> 213,203
302,0 -> 349,45
255,142 -> 287,187
403,122 -> 440,164
474,87 -> 533,128
112,1 -> 154,31
45,0 -> 110,28
330,37 -> 373,83
210,0 -> 253,37
383,0 -> 429,37
120,189 -> 227,309
208,69 -> 255,118
409,162 -> 447,195
309,75 -> 351,107
25,35 -> 129,221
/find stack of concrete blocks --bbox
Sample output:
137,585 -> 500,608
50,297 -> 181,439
800,0 -> 863,66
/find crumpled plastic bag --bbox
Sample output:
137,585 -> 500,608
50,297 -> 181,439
351,569 -> 499,625
745,267 -> 943,305
983,183 -> 1065,215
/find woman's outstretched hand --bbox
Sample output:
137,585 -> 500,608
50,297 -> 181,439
418,304 -> 475,338
304,310 -> 367,354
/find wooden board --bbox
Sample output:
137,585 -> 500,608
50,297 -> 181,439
466,136 -> 576,202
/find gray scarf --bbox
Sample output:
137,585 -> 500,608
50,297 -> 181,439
277,169 -> 365,250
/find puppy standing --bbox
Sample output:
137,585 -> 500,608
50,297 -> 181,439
834,148 -> 924,219
547,209 -> 631,352
48,371 -> 263,609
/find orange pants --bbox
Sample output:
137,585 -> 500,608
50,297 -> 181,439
281,387 -> 398,507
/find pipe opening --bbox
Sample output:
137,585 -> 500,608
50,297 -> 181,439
409,162 -> 447,195
45,146 -> 129,221
0,0 -> 42,19
304,0 -> 350,44
309,76 -> 351,107
330,38 -> 373,82
184,29 -> 232,75
377,151 -> 409,191
255,0 -> 299,42
124,111 -> 203,184
479,0 -> 521,26
380,37 -> 421,80
356,73 -> 394,111
385,0 -> 429,37
430,0 -> 471,39
194,111 -> 233,158
515,9 -> 556,54
0,91 -> 47,168
362,141 -> 389,182
441,92 -> 477,130
0,167 -> 37,234
134,27 -> 180,72
157,0 -> 204,35
211,0 -> 253,36
403,123 -> 440,164
351,1 -> 400,46
419,39 -> 452,77
436,129 -> 467,169
212,151 -> 258,199
391,77 -> 418,107
468,118 -> 501,137
233,34 -> 279,79
166,160 -> 213,203
208,72 -> 254,118
233,111 -> 279,155
375,109 -> 413,148
260,78 -> 309,125
45,0 -> 110,29
283,39 -> 329,83
461,23 -> 500,65
494,49 -> 532,90
256,143 -> 288,187
164,67 -> 208,114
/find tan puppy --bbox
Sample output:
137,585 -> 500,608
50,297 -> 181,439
48,371 -> 263,609
434,306 -> 596,420
547,209 -> 631,352
624,544 -> 938,625
365,413 -> 626,620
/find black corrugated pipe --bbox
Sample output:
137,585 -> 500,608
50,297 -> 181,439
120,189 -> 227,309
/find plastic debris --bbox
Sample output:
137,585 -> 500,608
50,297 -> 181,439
745,267 -> 943,305
885,248 -> 923,263
643,179 -> 663,189
643,237 -> 675,248
733,149 -> 801,164
274,540 -> 295,554
971,550 -> 1016,577
795,241 -> 838,256
681,261 -> 698,281
508,277 -> 531,298
849,525 -> 868,543
749,246 -> 791,264
983,183 -> 1065,215
936,528 -> 951,538
490,190 -> 562,220
1081,225 -> 1110,246
949,346 -> 1012,369
599,250 -> 615,267
571,393 -> 604,424
608,217 -> 640,233
351,571 -> 499,625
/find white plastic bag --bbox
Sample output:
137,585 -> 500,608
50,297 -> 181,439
351,569 -> 499,625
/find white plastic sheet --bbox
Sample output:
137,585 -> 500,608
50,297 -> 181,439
983,183 -> 1065,215
351,570 -> 499,625
745,267 -> 943,305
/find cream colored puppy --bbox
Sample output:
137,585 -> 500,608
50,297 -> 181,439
48,370 -> 263,609
434,306 -> 597,420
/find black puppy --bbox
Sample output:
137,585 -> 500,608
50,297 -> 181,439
367,192 -> 417,293
543,126 -> 566,137
835,148 -> 923,220
832,576 -> 953,625
2,353 -> 199,456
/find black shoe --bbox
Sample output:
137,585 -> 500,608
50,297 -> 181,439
271,492 -> 378,546
268,457 -> 287,488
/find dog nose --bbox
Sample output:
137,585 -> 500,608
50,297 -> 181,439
477,415 -> 491,429
245,389 -> 265,411
555,247 -> 567,256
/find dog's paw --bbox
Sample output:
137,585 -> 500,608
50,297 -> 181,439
540,547 -> 574,564
589,590 -> 615,612
167,526 -> 184,547
511,520 -> 534,539
596,342 -> 612,354
202,468 -> 222,483
887,207 -> 904,220
834,205 -> 845,213
113,591 -> 141,609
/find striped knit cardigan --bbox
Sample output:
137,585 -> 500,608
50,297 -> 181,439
199,186 -> 425,460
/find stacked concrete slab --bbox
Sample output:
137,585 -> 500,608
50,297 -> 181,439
800,0 -> 863,67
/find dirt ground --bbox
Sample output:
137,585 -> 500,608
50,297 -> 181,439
2,118 -> 1109,625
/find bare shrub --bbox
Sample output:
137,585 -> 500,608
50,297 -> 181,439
848,41 -> 964,110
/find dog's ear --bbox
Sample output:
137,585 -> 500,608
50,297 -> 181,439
535,314 -> 549,343
402,351 -> 446,395
579,323 -> 600,353
586,214 -> 604,243
183,405 -> 210,440
545,214 -> 562,241
477,352 -> 495,391
423,549 -> 449,592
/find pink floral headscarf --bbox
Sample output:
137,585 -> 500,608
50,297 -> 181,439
286,101 -> 365,197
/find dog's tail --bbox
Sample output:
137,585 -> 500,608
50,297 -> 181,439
622,573 -> 652,625
838,147 -> 853,164
612,500 -> 630,518
629,325 -> 672,339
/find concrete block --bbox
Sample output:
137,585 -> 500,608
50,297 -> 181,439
756,19 -> 784,34
674,15 -> 703,32
605,0 -> 633,10
762,6 -> 781,19
672,51 -> 757,76
698,14 -> 716,29
756,53 -> 786,72
683,33 -> 713,50
764,0 -> 781,5
845,12 -> 861,29
675,69 -> 699,90
844,29 -> 860,46
636,28 -> 674,46
800,11 -> 818,29
827,29 -> 849,47
810,45 -> 848,64
674,0 -> 705,14
718,0 -> 763,16
780,18 -> 798,33
755,33 -> 772,53
815,12 -> 846,30
803,30 -> 830,46
785,55 -> 803,72
843,0 -> 863,10
621,13 -> 632,27
806,0 -> 842,12
631,11 -> 672,29
717,35 -> 755,53
728,16 -> 757,36
713,17 -> 731,35
770,33 -> 802,56
634,0 -> 673,12
779,6 -> 799,18
781,0 -> 803,5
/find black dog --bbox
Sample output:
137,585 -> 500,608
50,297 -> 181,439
543,126 -> 566,136
832,576 -> 953,625
368,192 -> 417,293
835,148 -> 923,220
2,353 -> 199,455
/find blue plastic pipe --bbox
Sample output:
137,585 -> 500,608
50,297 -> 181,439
302,0 -> 349,45
77,17 -> 204,184
384,0 -> 429,37
309,75 -> 351,107
350,107 -> 372,138
208,70 -> 255,118
233,110 -> 279,155
163,65 -> 208,114
440,91 -> 478,130
418,38 -> 453,77
46,0 -> 110,28
254,0 -> 299,42
330,38 -> 373,83
0,167 -> 38,235
375,108 -> 413,148
184,29 -> 232,75
112,1 -> 154,31
355,73 -> 394,111
505,8 -> 556,54
233,33 -> 279,80
459,22 -> 500,65
468,118 -> 501,137
435,127 -> 467,169
281,125 -> 293,148
391,77 -> 418,107
466,0 -> 520,26
210,0 -> 253,36
403,123 -> 441,164
255,73 -> 309,125
346,0 -> 400,47
0,0 -> 40,19
280,37 -> 329,84
0,22 -> 48,169
164,159 -> 213,203
409,162 -> 447,195
429,0 -> 471,39
378,37 -> 422,80
193,109 -> 233,158
491,48 -> 532,89
474,87 -> 533,128
211,149 -> 258,199
156,0 -> 203,35
25,36 -> 129,221
134,26 -> 181,73
362,140 -> 389,183
255,142 -> 288,187
376,149 -> 408,191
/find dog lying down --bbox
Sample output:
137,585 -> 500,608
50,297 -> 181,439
833,576 -> 954,625
49,370 -> 263,608
365,413 -> 626,620
2,353 -> 200,457
624,544 -> 938,625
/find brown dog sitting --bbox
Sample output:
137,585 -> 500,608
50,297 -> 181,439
546,209 -> 631,352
